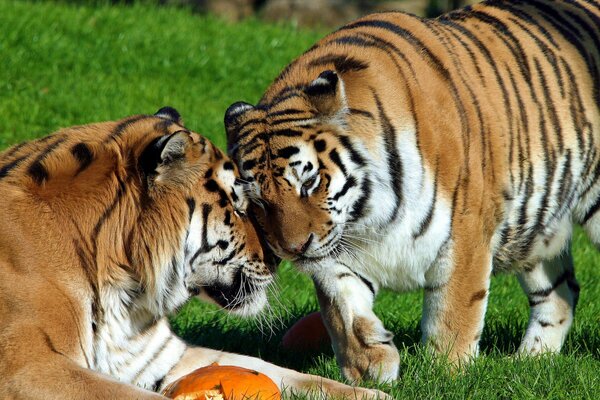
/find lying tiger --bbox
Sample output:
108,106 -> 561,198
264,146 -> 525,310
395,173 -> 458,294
225,0 -> 600,383
0,108 -> 385,399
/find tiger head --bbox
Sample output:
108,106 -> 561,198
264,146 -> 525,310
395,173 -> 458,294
225,70 -> 370,265
27,108 -> 276,317
132,108 -> 277,316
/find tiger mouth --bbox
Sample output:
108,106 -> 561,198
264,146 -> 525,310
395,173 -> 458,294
196,268 -> 270,315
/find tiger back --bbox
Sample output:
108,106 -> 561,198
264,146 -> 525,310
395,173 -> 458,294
225,0 -> 600,382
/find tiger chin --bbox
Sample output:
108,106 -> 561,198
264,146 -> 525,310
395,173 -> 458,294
225,0 -> 600,384
0,108 -> 387,399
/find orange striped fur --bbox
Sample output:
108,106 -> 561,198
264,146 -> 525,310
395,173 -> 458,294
226,0 -> 600,382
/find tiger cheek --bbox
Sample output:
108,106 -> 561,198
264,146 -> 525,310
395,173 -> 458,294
312,196 -> 332,238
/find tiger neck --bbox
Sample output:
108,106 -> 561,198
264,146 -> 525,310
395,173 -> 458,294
92,284 -> 187,390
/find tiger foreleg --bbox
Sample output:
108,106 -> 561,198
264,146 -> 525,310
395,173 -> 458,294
312,263 -> 400,383
517,246 -> 578,355
420,238 -> 493,365
162,346 -> 390,399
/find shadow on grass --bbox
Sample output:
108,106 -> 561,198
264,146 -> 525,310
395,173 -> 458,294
171,292 -> 600,380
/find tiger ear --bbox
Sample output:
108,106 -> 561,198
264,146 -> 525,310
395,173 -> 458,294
139,131 -> 201,178
155,106 -> 183,125
224,101 -> 255,154
305,70 -> 348,121
160,131 -> 196,164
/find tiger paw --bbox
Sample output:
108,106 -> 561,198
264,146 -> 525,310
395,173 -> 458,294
332,316 -> 400,383
339,341 -> 400,383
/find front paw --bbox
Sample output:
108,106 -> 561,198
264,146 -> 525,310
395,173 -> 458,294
339,341 -> 400,383
337,317 -> 400,382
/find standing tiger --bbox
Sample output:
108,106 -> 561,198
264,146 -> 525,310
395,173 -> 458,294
225,0 -> 600,382
0,108 -> 385,399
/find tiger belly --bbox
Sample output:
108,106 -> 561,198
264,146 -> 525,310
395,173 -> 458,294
493,146 -> 596,270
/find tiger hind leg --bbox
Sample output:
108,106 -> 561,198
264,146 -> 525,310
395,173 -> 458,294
517,246 -> 579,355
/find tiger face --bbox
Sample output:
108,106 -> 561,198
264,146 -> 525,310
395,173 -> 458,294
176,144 -> 273,316
225,71 -> 368,263
135,108 -> 275,316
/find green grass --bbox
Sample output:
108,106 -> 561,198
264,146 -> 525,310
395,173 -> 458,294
3,1 -> 600,398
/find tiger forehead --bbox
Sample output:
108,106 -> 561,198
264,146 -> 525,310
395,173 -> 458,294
206,158 -> 249,211
234,99 -> 320,149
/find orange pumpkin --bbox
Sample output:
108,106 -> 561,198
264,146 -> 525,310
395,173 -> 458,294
281,312 -> 331,352
162,364 -> 281,400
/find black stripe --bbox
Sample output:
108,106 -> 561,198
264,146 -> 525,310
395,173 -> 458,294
263,87 -> 305,109
334,261 -> 376,296
27,137 -> 67,185
583,195 -> 600,223
329,148 -> 348,176
132,336 -> 174,383
308,54 -> 369,73
74,241 -> 101,332
104,115 -> 149,143
152,377 -> 166,393
356,272 -> 376,295
91,176 -> 128,259
277,146 -> 300,159
560,57 -> 589,166
555,150 -> 574,216
269,117 -> 313,126
413,168 -> 438,239
337,135 -> 366,167
233,117 -> 265,139
349,108 -> 374,119
186,198 -> 196,222
215,249 -> 237,266
506,67 -> 530,192
349,176 -> 372,221
268,108 -> 308,117
535,57 -> 564,153
528,269 -> 572,297
71,142 -> 94,176
332,175 -> 357,201
28,161 -> 48,185
240,142 -> 263,157
374,92 -> 403,223
166,256 -> 182,294
529,56 -> 555,233
242,159 -> 256,171
190,203 -> 214,266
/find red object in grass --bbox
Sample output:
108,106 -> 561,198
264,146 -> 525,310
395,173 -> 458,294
281,312 -> 331,352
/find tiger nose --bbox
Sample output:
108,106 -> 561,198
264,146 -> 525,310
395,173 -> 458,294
290,233 -> 314,255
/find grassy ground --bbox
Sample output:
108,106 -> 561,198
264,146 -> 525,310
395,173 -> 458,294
2,1 -> 600,398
